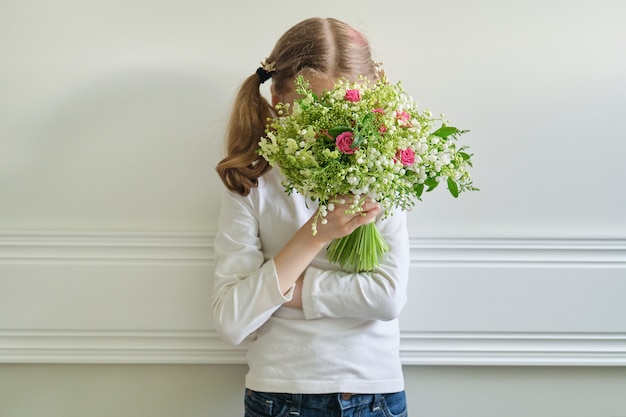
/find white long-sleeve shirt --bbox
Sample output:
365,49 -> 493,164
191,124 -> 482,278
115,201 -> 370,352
211,168 -> 410,394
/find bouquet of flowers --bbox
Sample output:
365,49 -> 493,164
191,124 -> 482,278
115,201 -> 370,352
258,75 -> 477,272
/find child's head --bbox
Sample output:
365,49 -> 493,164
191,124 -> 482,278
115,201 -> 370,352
217,17 -> 377,196
264,17 -> 377,99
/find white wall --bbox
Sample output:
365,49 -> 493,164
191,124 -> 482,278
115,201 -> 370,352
2,0 -> 625,235
1,0 -> 626,416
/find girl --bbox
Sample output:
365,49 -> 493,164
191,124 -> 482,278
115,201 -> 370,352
213,17 -> 410,417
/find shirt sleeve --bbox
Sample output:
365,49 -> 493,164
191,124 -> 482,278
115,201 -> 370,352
211,189 -> 294,346
301,210 -> 410,321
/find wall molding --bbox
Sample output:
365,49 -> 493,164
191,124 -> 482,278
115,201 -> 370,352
1,231 -> 625,365
1,329 -> 625,366
409,236 -> 626,267
2,231 -> 624,265
0,231 -> 213,264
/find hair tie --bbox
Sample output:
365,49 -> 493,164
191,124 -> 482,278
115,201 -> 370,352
256,59 -> 276,84
373,61 -> 385,79
256,67 -> 272,84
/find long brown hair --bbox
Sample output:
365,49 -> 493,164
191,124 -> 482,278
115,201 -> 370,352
216,17 -> 377,196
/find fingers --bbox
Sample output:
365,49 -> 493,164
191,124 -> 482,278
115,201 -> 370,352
317,195 -> 381,239
348,203 -> 380,228
330,195 -> 377,212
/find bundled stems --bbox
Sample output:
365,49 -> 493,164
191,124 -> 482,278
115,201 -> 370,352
326,223 -> 390,272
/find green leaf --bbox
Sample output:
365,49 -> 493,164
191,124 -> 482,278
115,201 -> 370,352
327,126 -> 351,138
425,178 -> 439,191
458,151 -> 471,161
447,177 -> 459,198
416,183 -> 425,198
359,112 -> 375,127
432,126 -> 459,138
351,134 -> 364,149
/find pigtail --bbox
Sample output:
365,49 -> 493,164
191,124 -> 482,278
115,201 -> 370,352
216,74 -> 273,196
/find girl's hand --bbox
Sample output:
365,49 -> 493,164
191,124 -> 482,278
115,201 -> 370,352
310,195 -> 381,245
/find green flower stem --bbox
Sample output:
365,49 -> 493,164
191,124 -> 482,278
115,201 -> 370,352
326,223 -> 390,272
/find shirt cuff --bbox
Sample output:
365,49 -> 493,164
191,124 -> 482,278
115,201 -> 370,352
267,258 -> 295,303
301,265 -> 323,319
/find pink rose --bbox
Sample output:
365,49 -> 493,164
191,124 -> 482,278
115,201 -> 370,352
336,131 -> 358,154
372,108 -> 385,114
344,89 -> 361,102
396,111 -> 411,127
395,148 -> 415,166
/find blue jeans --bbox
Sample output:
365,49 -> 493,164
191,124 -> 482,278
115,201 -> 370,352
244,389 -> 407,417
